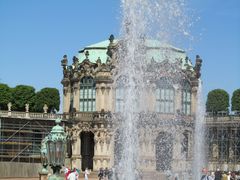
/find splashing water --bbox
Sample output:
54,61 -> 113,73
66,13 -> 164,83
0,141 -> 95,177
193,80 -> 206,179
113,0 -> 204,180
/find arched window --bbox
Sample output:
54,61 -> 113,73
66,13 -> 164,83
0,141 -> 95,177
182,81 -> 191,115
155,79 -> 175,113
80,77 -> 96,112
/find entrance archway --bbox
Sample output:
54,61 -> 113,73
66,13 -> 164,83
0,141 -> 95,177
80,131 -> 94,171
156,132 -> 173,171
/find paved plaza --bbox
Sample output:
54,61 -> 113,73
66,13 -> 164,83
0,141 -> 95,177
0,176 -> 99,180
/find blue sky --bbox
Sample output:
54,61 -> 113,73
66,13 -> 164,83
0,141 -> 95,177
0,0 -> 239,111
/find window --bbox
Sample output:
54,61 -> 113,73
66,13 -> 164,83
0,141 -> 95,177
182,82 -> 191,115
79,77 -> 96,112
115,87 -> 124,112
155,87 -> 175,113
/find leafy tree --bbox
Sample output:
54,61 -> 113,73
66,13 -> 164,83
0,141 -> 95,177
206,89 -> 229,114
232,89 -> 240,112
11,85 -> 36,111
0,83 -> 12,110
33,88 -> 60,113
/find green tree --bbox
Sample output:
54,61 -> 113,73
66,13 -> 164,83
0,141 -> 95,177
0,83 -> 12,110
11,85 -> 36,111
33,88 -> 60,113
206,89 -> 229,114
232,89 -> 240,112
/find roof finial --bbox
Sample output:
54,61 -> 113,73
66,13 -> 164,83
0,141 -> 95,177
85,50 -> 89,59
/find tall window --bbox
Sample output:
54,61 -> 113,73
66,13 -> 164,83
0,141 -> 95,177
182,82 -> 191,115
115,87 -> 124,112
155,85 -> 175,113
80,77 -> 96,112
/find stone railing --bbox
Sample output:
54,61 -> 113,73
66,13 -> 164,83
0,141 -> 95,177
0,109 -> 113,122
205,114 -> 240,123
0,110 -> 63,120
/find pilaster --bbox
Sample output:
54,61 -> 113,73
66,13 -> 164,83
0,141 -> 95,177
71,125 -> 82,170
175,85 -> 181,113
96,85 -> 101,111
191,86 -> 198,116
108,86 -> 113,112
73,82 -> 80,111
93,124 -> 113,170
63,86 -> 71,113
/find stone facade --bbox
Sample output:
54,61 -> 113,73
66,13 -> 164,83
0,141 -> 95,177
61,35 -> 202,175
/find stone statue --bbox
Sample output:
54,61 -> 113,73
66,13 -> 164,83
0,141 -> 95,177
25,103 -> 29,112
7,102 -> 12,111
194,55 -> 202,79
43,104 -> 48,113
212,143 -> 218,159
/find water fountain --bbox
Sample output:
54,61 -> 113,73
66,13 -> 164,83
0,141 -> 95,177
113,0 -> 205,179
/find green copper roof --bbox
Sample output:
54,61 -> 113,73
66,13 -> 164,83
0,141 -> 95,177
77,39 -> 193,70
77,40 -> 109,63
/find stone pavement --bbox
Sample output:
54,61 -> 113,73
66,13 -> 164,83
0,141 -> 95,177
0,175 -> 99,180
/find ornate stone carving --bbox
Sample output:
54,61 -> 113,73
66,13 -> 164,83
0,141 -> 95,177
61,55 -> 68,67
77,122 -> 92,132
70,125 -> 81,142
194,55 -> 202,79
107,34 -> 117,59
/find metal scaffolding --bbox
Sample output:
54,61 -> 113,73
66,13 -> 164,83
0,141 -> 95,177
206,114 -> 240,169
0,117 -> 55,163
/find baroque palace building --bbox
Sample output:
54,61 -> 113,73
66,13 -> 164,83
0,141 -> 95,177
1,35 -> 240,178
60,34 -> 203,176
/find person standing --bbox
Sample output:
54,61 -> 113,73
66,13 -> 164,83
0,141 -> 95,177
84,168 -> 90,180
201,168 -> 214,180
98,168 -> 104,180
215,168 -> 222,180
104,167 -> 109,180
108,168 -> 113,180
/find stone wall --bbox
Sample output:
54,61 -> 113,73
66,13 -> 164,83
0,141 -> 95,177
0,162 -> 42,178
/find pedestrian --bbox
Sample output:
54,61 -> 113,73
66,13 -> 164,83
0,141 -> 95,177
215,168 -> 222,180
98,167 -> 104,180
84,167 -> 90,180
108,168 -> 113,180
227,171 -> 231,180
104,167 -> 109,180
201,168 -> 213,180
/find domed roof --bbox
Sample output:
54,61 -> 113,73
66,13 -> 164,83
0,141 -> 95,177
77,38 -> 193,70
